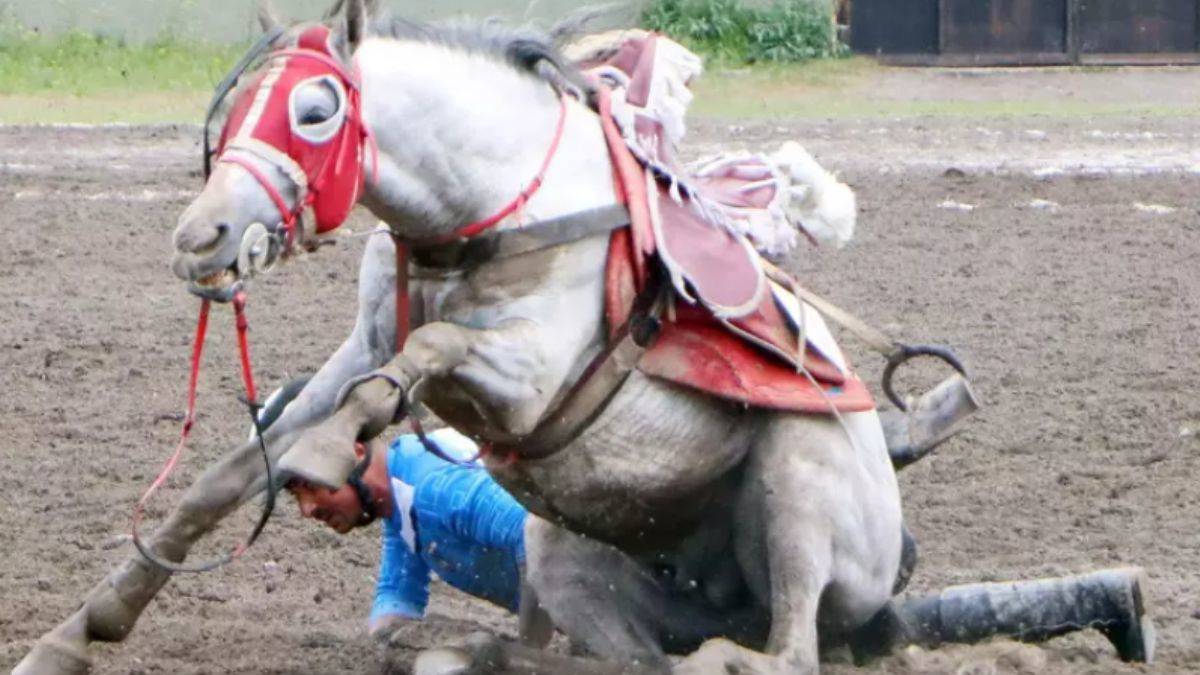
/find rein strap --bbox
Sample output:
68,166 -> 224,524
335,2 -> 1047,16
132,293 -> 276,574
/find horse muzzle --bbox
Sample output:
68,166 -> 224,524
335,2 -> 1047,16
175,222 -> 284,302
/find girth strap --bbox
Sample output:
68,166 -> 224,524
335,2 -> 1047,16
410,203 -> 631,271
491,273 -> 665,461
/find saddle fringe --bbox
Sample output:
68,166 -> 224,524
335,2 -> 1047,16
570,31 -> 856,259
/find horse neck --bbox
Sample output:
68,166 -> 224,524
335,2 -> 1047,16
356,38 -> 616,239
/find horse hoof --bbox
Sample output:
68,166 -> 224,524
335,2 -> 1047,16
276,424 -> 360,489
413,647 -> 477,675
13,636 -> 93,675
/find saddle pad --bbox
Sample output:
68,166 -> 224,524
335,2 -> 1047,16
637,316 -> 875,415
594,37 -> 875,415
651,180 -> 766,318
605,228 -> 872,414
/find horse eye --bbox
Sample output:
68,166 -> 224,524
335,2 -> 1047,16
295,80 -> 340,126
300,108 -> 330,125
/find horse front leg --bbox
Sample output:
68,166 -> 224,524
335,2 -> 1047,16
283,319 -> 544,487
16,333 -> 387,675
15,433 -> 288,675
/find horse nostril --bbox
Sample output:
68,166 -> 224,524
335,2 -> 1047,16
176,221 -> 233,255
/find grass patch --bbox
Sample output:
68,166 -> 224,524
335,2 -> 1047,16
641,0 -> 841,65
0,26 -> 243,123
0,27 -> 242,98
689,61 -> 1200,119
1,22 -> 1195,124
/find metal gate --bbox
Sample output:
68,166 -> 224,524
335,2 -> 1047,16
851,0 -> 1200,65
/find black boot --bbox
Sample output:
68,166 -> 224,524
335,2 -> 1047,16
851,567 -> 1155,664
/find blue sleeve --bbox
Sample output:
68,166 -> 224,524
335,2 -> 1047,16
370,513 -> 431,623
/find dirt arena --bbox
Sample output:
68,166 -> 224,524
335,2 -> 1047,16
1,100 -> 1198,673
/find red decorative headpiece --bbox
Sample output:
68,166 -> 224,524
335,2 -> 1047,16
217,25 -> 373,238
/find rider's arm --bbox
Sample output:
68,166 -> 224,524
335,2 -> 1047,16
370,511 -> 431,629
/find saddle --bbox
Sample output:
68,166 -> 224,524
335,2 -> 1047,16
590,35 -> 873,414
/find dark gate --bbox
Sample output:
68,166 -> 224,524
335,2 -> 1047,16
1078,0 -> 1199,55
851,0 -> 1200,65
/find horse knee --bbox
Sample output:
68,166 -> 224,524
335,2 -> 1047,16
83,557 -> 170,642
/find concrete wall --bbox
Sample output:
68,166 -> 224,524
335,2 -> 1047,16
0,0 -> 645,43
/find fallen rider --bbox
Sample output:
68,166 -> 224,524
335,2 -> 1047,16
257,377 -> 1152,668
256,379 -> 550,645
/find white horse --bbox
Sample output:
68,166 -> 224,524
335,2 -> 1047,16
14,2 -> 1151,674
277,8 -> 899,672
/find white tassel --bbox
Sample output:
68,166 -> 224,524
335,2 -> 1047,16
771,141 -> 857,249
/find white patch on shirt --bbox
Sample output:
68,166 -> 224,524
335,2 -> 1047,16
428,428 -> 483,464
390,477 -> 417,553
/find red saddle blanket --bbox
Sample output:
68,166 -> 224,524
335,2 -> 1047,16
592,36 -> 873,414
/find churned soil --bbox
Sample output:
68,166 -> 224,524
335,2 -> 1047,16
0,111 -> 1197,674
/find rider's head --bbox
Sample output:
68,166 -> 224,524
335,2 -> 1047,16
285,440 -> 390,534
256,376 -> 392,534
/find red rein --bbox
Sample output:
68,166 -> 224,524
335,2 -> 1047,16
131,293 -> 265,572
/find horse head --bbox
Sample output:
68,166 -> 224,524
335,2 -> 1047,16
171,0 -> 378,301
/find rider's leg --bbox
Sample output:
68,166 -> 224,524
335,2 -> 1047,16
849,567 -> 1156,664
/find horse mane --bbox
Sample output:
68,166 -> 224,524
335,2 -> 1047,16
373,15 -> 597,97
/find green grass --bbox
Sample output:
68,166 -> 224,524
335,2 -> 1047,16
641,0 -> 840,65
690,59 -> 1200,119
0,26 -> 241,122
1,27 -> 1195,124
0,28 -> 243,95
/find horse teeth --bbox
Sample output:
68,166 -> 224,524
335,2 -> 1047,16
196,269 -> 236,288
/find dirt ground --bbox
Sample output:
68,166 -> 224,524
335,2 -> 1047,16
1,73 -> 1199,674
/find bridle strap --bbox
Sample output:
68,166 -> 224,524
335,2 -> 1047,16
415,93 -> 570,247
220,152 -> 300,234
345,442 -> 378,526
132,293 -> 276,573
394,239 -> 410,352
271,47 -> 360,89
204,25 -> 286,179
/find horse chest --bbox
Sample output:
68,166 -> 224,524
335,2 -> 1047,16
489,370 -> 762,543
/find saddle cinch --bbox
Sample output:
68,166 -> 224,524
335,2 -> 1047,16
587,34 -> 873,415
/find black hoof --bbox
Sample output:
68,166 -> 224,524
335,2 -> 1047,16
1100,569 -> 1156,663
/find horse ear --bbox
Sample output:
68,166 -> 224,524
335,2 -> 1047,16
257,0 -> 283,33
344,0 -> 369,50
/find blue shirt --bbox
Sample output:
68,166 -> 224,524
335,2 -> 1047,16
370,429 -> 527,624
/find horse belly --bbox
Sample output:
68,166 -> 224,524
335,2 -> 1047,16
489,370 -> 761,545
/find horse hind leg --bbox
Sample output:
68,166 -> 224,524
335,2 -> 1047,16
676,410 -> 902,675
